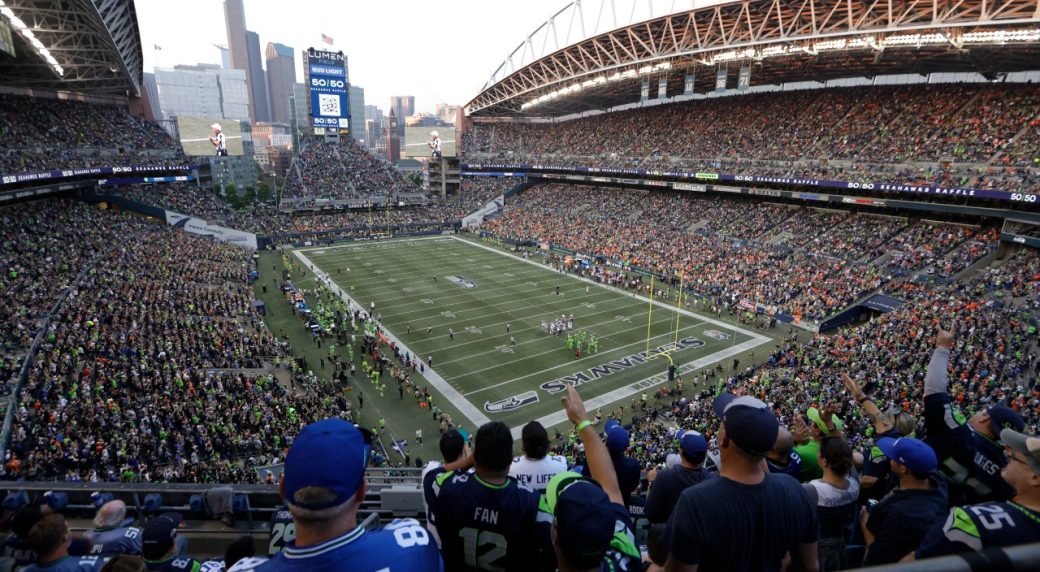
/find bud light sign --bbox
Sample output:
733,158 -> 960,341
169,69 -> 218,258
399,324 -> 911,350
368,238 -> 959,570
307,50 -> 349,131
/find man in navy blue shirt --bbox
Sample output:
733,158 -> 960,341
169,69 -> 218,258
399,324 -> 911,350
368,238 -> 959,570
766,428 -> 803,481
228,418 -> 443,571
860,437 -> 947,565
916,428 -> 1040,559
645,430 -> 716,524
142,513 -> 202,571
923,323 -> 1024,504
665,393 -> 819,572
428,421 -> 551,571
581,420 -> 641,507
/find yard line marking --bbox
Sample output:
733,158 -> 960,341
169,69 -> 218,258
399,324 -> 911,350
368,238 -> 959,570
511,337 -> 770,439
451,235 -> 769,342
293,248 -> 491,428
460,321 -> 708,394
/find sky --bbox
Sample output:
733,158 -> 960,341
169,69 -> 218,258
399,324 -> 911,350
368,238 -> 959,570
136,0 -> 581,115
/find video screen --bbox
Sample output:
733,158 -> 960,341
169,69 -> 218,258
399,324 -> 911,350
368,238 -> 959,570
404,125 -> 456,158
175,117 -> 244,156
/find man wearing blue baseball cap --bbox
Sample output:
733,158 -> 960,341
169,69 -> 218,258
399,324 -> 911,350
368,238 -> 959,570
546,384 -> 641,571
645,430 -> 716,525
665,393 -> 819,572
227,419 -> 442,571
923,323 -> 1025,504
916,427 -> 1040,560
860,437 -> 947,565
581,420 -> 641,507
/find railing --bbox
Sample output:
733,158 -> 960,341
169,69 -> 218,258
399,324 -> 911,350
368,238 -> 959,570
861,543 -> 1040,571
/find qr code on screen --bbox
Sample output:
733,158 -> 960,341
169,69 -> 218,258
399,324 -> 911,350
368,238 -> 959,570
318,93 -> 340,117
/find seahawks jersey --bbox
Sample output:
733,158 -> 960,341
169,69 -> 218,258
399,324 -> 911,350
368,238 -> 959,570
226,518 -> 442,571
508,455 -> 567,492
924,393 -> 1015,503
766,450 -> 803,481
22,555 -> 110,571
84,526 -> 142,555
145,556 -> 202,571
917,501 -> 1040,558
429,469 -> 552,571
541,499 -> 641,571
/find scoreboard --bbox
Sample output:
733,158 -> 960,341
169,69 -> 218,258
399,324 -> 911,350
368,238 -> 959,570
305,49 -> 349,133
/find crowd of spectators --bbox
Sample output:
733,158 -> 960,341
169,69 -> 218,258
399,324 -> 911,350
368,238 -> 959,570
281,137 -> 419,200
463,83 -> 1040,191
0,200 -> 349,483
0,94 -> 182,176
480,185 -> 1000,322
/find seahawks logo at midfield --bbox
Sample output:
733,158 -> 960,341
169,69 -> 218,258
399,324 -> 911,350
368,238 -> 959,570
702,329 -> 731,340
446,275 -> 477,288
484,391 -> 539,412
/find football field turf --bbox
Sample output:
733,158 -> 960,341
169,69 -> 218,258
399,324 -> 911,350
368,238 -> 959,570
293,235 -> 775,437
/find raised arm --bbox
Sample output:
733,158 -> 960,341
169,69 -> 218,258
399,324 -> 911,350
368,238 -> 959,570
561,384 -> 622,505
923,323 -> 956,397
842,373 -> 891,435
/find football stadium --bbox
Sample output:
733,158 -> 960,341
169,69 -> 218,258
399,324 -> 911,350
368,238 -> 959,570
0,0 -> 1039,570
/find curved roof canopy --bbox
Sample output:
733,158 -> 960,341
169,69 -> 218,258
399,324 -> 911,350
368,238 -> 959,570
0,0 -> 143,96
467,0 -> 1040,117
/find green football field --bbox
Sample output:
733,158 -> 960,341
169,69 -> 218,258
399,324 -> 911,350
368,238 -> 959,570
292,235 -> 775,437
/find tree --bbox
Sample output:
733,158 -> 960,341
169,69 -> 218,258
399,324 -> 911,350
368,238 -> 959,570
223,183 -> 239,208
242,185 -> 257,206
257,182 -> 272,205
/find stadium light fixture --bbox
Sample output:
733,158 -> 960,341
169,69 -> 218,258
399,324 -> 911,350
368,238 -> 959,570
0,0 -> 63,77
881,33 -> 947,47
962,29 -> 1040,44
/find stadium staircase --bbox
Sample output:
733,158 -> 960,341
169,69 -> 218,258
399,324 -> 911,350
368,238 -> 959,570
982,111 -> 1040,169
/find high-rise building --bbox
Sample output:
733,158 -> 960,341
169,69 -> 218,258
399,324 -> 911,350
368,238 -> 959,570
214,44 -> 231,69
153,64 -> 249,122
391,95 -> 415,119
386,108 -> 400,162
245,31 -> 270,122
390,95 -> 414,138
348,85 -> 366,144
223,0 -> 253,120
289,82 -> 308,148
265,43 -> 295,124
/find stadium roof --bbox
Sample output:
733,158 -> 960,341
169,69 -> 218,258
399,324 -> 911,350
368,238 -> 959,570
0,0 -> 143,97
466,0 -> 1040,117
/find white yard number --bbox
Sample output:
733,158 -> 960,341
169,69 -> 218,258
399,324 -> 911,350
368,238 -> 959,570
318,93 -> 341,117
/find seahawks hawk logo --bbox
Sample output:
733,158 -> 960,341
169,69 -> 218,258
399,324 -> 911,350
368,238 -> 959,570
446,275 -> 477,288
484,391 -> 539,412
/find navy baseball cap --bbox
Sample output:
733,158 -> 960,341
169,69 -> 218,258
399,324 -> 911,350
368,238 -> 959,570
283,418 -> 371,510
877,437 -> 937,476
678,430 -> 708,463
142,512 -> 182,560
988,405 -> 1025,437
605,425 -> 630,454
545,472 -> 615,565
713,393 -> 779,457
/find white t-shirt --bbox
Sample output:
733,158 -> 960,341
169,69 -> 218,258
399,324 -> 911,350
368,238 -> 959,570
508,454 -> 568,491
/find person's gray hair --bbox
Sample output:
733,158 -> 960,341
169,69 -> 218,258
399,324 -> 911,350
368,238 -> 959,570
94,500 -> 127,529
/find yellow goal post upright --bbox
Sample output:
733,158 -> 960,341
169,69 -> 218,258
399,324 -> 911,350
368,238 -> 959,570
644,271 -> 686,382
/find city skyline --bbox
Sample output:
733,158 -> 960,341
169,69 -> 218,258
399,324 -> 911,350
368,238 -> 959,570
138,0 -> 567,116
